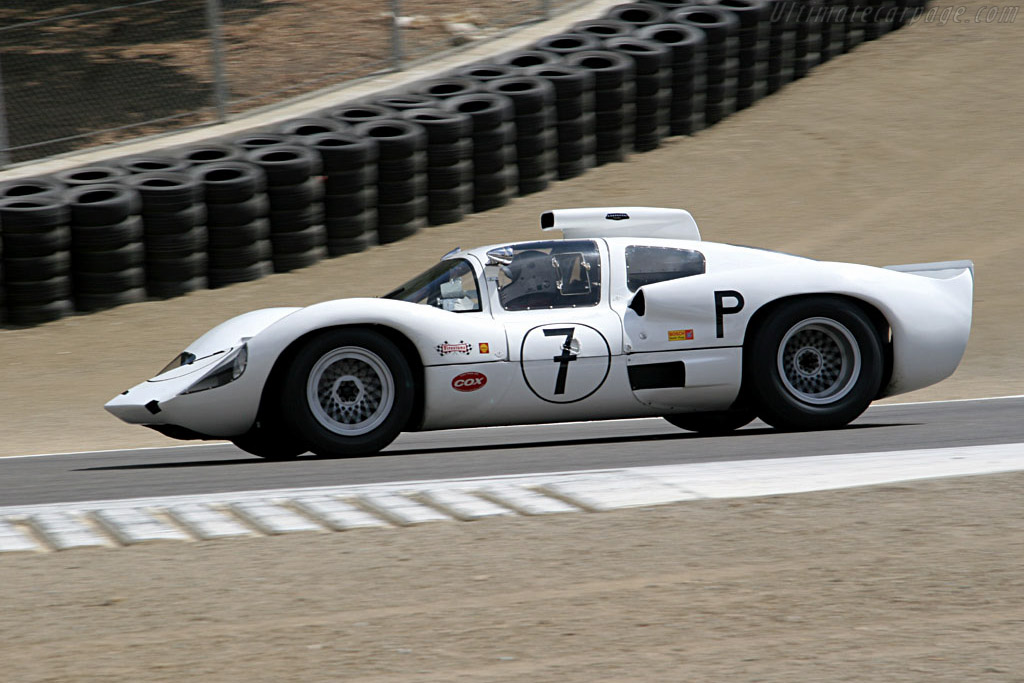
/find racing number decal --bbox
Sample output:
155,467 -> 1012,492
521,324 -> 611,404
543,327 -> 577,395
714,290 -> 745,338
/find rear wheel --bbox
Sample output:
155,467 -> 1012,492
748,297 -> 883,431
664,409 -> 756,435
281,329 -> 414,457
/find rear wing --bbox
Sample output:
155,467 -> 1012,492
883,260 -> 974,279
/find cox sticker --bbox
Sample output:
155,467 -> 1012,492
452,371 -> 487,392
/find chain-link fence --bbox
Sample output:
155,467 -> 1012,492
0,0 -> 581,167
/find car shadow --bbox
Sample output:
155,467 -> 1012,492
73,422 -> 912,471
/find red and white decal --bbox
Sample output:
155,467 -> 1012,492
452,371 -> 487,392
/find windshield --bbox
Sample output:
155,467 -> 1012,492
382,258 -> 481,312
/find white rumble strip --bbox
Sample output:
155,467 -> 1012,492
2,443 -> 1023,553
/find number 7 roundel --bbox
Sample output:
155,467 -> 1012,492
520,323 -> 611,404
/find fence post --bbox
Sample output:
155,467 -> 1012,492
391,0 -> 404,70
0,54 -> 11,167
206,0 -> 229,121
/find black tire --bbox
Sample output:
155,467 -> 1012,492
74,287 -> 146,312
172,143 -> 245,166
281,328 -> 414,457
4,299 -> 74,326
72,242 -> 145,273
604,2 -> 666,28
275,117 -> 347,138
266,177 -> 324,211
192,162 -> 266,203
140,203 -> 206,234
67,184 -> 141,227
114,155 -> 192,174
454,63 -> 518,82
534,32 -> 603,56
399,108 -> 473,144
353,119 -> 428,160
410,77 -> 482,100
53,165 -> 127,187
126,172 -> 203,212
231,422 -> 307,460
747,297 -> 884,431
664,409 -> 756,434
442,93 -> 515,130
245,144 -> 322,186
206,194 -> 269,227
324,103 -> 397,126
570,18 -> 634,39
231,132 -> 295,151
70,215 -> 144,250
2,251 -> 70,281
0,176 -> 65,200
495,49 -> 564,68
369,93 -> 439,111
207,260 -> 273,288
307,132 -> 379,173
565,50 -> 636,89
0,196 -> 70,233
1,226 -> 71,257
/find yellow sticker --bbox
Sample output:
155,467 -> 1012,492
668,329 -> 694,341
479,342 -> 490,354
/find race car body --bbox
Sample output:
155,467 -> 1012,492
106,207 -> 974,459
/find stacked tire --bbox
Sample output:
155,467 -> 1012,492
794,0 -> 824,79
54,165 -> 127,188
442,93 -> 518,212
524,64 -> 596,180
399,108 -> 474,226
66,184 -> 146,312
571,18 -> 634,41
713,0 -> 771,110
672,6 -> 741,125
275,117 -> 347,139
325,104 -> 398,127
115,156 -> 191,174
534,32 -> 604,58
604,2 -> 666,30
125,172 -> 208,298
637,23 -> 708,136
565,50 -> 636,165
191,161 -> 272,288
485,76 -> 557,195
307,131 -> 379,255
603,37 -> 671,151
245,145 -> 326,273
172,143 -> 244,166
0,195 -> 74,325
353,119 -> 428,243
817,0 -> 848,62
495,49 -> 563,69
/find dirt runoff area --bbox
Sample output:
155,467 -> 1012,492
2,3 -> 1024,681
1,473 -> 1023,682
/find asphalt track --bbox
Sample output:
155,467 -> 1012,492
1,396 -> 1022,508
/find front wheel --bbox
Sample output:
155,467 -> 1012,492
748,298 -> 883,431
281,328 -> 414,457
231,420 -> 307,460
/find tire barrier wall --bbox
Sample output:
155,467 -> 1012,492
0,0 -> 928,326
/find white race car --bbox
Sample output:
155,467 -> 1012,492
106,207 -> 974,459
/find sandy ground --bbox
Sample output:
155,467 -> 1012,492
2,473 -> 1023,682
1,5 -> 1024,681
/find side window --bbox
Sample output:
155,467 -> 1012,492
492,240 -> 602,311
625,246 -> 705,291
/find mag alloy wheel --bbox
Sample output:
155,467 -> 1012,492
776,317 -> 861,405
307,346 -> 395,436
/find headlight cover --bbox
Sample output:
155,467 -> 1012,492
180,345 -> 248,395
